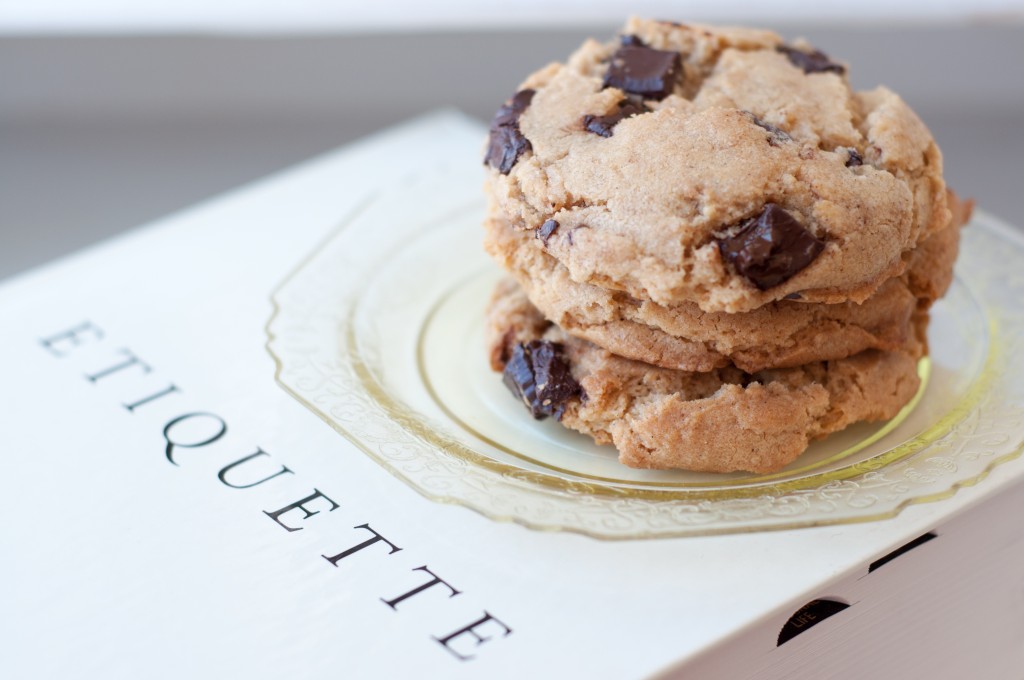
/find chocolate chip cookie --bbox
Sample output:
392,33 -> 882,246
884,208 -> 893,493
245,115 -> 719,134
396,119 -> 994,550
483,17 -> 949,313
487,279 -> 923,473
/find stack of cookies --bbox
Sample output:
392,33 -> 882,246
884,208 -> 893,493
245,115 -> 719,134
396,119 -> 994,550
482,18 -> 969,474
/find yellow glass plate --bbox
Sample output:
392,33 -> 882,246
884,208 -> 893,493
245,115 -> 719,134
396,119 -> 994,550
266,163 -> 1024,539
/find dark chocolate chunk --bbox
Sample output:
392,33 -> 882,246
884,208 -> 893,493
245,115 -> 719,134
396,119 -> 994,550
777,45 -> 845,75
604,43 -> 682,100
484,89 -> 536,174
502,340 -> 582,420
716,204 -> 825,290
582,99 -> 651,137
845,148 -> 863,167
747,113 -> 791,146
536,219 -> 559,245
619,34 -> 646,47
784,293 -> 803,300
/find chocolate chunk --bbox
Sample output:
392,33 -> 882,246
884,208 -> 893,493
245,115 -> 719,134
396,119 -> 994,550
536,219 -> 559,245
845,148 -> 863,167
777,45 -> 845,75
582,99 -> 651,137
619,34 -> 646,47
502,340 -> 581,420
747,113 -> 791,146
784,293 -> 803,300
484,89 -> 536,174
716,204 -> 825,290
604,43 -> 682,100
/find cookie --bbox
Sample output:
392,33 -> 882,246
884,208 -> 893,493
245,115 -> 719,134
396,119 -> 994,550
488,279 -> 923,473
483,17 -> 949,313
484,191 -> 967,372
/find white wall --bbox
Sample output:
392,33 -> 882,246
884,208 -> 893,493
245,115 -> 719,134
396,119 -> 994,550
2,0 -> 1023,34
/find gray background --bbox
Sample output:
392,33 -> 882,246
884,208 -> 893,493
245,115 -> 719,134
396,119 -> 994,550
2,23 -> 1022,279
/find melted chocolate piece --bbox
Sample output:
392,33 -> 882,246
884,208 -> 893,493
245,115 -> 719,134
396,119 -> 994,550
502,340 -> 581,420
484,89 -> 536,174
536,219 -> 559,245
845,148 -> 863,167
747,113 -> 791,146
582,99 -> 651,137
716,204 -> 825,290
604,42 -> 682,100
777,45 -> 845,75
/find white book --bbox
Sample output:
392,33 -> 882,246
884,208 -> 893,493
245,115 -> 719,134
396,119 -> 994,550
2,112 -> 1023,679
